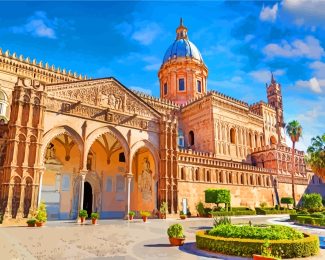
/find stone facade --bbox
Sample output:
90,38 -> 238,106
0,21 -> 321,222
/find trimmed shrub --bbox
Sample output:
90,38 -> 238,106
290,213 -> 310,221
196,201 -> 205,216
301,193 -> 323,212
256,207 -> 295,215
204,189 -> 231,208
281,197 -> 294,208
311,212 -> 325,218
296,216 -> 325,226
196,230 -> 319,258
211,210 -> 256,216
207,224 -> 303,240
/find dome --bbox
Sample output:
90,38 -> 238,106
162,18 -> 203,65
162,39 -> 203,64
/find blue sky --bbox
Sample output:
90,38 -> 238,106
0,1 -> 324,151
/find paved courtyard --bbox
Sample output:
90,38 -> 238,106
0,215 -> 325,260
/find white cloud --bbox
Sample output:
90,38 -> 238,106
309,61 -> 325,78
249,69 -> 285,83
295,77 -> 324,93
285,96 -> 325,151
259,3 -> 278,22
115,20 -> 162,46
282,0 -> 325,26
293,61 -> 325,94
129,86 -> 152,95
263,36 -> 324,60
10,11 -> 57,39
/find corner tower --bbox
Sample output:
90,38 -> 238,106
267,74 -> 286,145
158,19 -> 208,105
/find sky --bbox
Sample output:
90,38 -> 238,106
0,0 -> 324,151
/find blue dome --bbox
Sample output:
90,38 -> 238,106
162,38 -> 203,64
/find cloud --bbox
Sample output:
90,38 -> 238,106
249,69 -> 285,83
285,96 -> 325,151
292,61 -> 325,93
129,86 -> 152,95
259,3 -> 278,22
295,77 -> 324,93
115,20 -> 162,45
10,11 -> 58,39
263,36 -> 324,60
282,0 -> 325,26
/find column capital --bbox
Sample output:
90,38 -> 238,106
124,173 -> 133,179
80,170 -> 88,177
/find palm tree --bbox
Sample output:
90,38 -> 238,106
286,120 -> 303,207
306,134 -> 325,182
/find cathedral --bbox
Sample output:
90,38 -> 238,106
0,20 -> 320,221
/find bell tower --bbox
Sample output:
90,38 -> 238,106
158,19 -> 208,105
267,74 -> 286,145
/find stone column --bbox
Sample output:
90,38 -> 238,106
17,183 -> 26,218
4,183 -> 14,218
37,170 -> 44,207
125,173 -> 133,220
79,172 -> 86,210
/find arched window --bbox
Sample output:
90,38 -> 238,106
260,136 -> 263,146
0,90 -> 8,120
163,83 -> 168,96
195,169 -> 199,181
230,128 -> 236,144
206,171 -> 211,182
178,129 -> 185,148
255,134 -> 258,147
181,168 -> 185,180
240,174 -> 244,184
189,131 -> 194,146
249,133 -> 252,147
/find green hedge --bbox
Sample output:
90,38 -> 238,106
211,210 -> 256,216
296,216 -> 325,226
196,230 -> 319,258
208,224 -> 303,240
256,207 -> 296,215
290,214 -> 310,221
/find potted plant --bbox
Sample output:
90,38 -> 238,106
26,218 -> 36,227
35,201 -> 47,227
159,201 -> 167,219
79,209 -> 88,224
196,201 -> 205,217
179,211 -> 186,220
128,211 -> 135,220
140,211 -> 151,222
167,223 -> 185,246
91,212 -> 99,224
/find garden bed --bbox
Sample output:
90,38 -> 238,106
196,230 -> 319,258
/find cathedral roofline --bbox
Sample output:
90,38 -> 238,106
0,47 -> 88,81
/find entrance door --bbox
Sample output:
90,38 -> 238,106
83,182 -> 92,218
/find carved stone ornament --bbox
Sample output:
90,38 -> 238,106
138,157 -> 152,201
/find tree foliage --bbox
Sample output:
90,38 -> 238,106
301,193 -> 323,211
306,134 -> 325,181
205,189 -> 231,206
286,120 -> 303,143
281,197 -> 294,208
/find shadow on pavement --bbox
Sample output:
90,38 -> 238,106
144,243 -> 172,248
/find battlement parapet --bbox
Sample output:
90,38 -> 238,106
0,48 -> 88,84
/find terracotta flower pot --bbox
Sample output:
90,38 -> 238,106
129,215 -> 134,220
253,255 -> 277,260
36,222 -> 44,227
142,216 -> 147,222
27,223 -> 35,227
169,237 -> 185,246
92,218 -> 97,225
180,215 -> 186,220
80,217 -> 85,223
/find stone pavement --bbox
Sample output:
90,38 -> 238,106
0,215 -> 324,259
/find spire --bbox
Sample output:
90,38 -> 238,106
271,72 -> 276,84
176,18 -> 188,40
